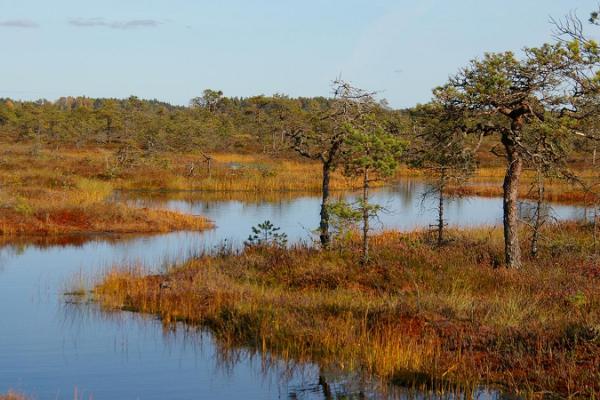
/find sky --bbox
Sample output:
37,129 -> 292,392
1,0 -> 599,108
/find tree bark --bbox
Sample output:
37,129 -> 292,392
106,117 -> 112,144
502,133 -> 523,268
530,171 -> 544,258
319,162 -> 331,248
361,168 -> 370,264
593,207 -> 598,252
437,169 -> 446,247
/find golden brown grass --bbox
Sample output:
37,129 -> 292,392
1,141 -> 597,235
0,392 -> 27,400
435,164 -> 600,205
445,182 -> 598,204
93,223 -> 600,398
0,204 -> 212,236
379,165 -> 599,206
0,143 -> 214,236
0,143 -> 370,236
116,152 -> 365,192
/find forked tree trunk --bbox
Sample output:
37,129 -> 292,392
361,169 -> 370,265
319,163 -> 332,248
502,134 -> 523,269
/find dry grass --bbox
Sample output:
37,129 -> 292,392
0,205 -> 212,236
0,143 -> 372,236
116,152 -> 365,192
93,223 -> 600,398
0,143 -> 213,236
0,142 -> 597,235
438,164 -> 600,205
0,393 -> 27,400
445,182 -> 597,204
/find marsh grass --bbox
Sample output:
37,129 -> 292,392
0,202 -> 212,236
439,164 -> 600,205
0,389 -> 96,400
117,152 -> 365,192
445,181 -> 598,204
0,143 -> 596,236
0,393 -> 27,400
72,178 -> 113,205
0,144 -> 213,235
92,222 -> 600,398
0,143 -> 372,236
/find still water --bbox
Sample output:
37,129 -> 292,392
0,182 -> 585,399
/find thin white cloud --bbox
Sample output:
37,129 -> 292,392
68,18 -> 161,30
0,19 -> 39,28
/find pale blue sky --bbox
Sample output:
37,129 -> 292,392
1,1 -> 598,107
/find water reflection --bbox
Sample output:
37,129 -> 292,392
60,300 -> 510,400
121,182 -> 585,251
0,181 -> 575,399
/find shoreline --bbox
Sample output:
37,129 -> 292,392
90,223 -> 600,398
0,206 -> 213,237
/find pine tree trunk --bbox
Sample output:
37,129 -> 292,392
502,135 -> 523,269
593,207 -> 598,252
106,118 -> 112,144
362,168 -> 370,264
319,163 -> 331,248
437,170 -> 446,247
530,171 -> 544,258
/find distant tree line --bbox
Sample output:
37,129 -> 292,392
0,91 -> 409,155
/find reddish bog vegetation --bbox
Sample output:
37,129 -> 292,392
0,204 -> 212,236
0,393 -> 27,400
94,223 -> 600,398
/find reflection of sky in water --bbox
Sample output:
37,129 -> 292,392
135,182 -> 584,251
0,234 -> 328,399
0,182 -> 576,399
